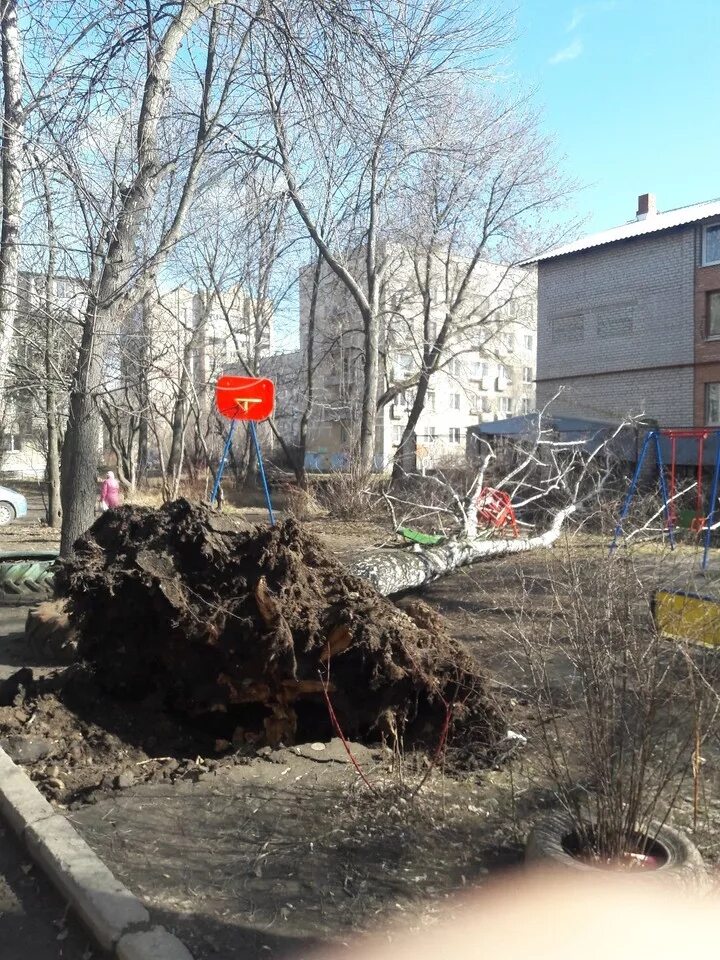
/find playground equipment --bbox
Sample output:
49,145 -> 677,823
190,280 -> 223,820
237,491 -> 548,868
474,487 -> 519,537
610,428 -> 720,570
211,375 -> 276,525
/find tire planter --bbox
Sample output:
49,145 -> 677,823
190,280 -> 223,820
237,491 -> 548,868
526,812 -> 708,889
0,553 -> 58,606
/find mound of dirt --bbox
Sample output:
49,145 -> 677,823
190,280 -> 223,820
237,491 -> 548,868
54,500 -> 503,754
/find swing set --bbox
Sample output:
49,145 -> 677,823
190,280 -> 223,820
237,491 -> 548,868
610,428 -> 720,570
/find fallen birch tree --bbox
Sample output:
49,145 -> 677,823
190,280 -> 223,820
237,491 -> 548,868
350,404 -> 637,595
348,505 -> 577,595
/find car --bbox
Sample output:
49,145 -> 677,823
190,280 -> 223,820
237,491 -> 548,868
0,485 -> 28,525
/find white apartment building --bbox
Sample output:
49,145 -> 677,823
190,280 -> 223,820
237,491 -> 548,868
1,272 -> 86,478
1,277 -> 272,479
286,246 -> 537,471
110,283 -> 273,469
131,284 -> 272,422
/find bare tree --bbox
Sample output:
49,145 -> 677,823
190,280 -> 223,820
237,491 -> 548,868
0,0 -> 23,417
58,0 -> 246,553
380,89 -> 573,482
252,0 -> 510,473
349,409 -> 635,595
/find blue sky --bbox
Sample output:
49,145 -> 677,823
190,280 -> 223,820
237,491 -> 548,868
511,0 -> 720,235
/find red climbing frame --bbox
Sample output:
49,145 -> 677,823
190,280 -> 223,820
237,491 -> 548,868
474,487 -> 519,537
664,428 -> 712,529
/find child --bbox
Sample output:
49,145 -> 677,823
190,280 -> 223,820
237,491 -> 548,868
100,471 -> 121,511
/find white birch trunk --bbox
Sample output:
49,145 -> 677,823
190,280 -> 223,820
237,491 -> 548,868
347,506 -> 576,596
0,0 -> 23,417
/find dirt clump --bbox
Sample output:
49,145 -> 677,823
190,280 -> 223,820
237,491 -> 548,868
53,500 -> 503,754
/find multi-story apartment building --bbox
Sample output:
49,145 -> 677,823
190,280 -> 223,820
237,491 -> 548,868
1,272 -> 86,478
109,283 -> 273,473
130,284 -> 272,422
278,245 -> 537,470
1,277 -> 271,479
535,193 -> 720,428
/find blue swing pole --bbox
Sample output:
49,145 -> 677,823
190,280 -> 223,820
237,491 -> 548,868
702,431 -> 720,571
210,419 -> 236,506
609,429 -> 654,555
249,420 -> 275,526
654,430 -> 675,549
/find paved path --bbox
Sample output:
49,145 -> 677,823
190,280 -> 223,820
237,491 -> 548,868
0,820 -> 100,958
0,605 -> 99,958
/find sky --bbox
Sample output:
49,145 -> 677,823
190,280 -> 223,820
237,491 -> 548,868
510,0 -> 720,236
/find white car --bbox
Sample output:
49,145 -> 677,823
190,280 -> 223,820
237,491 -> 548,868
0,485 -> 28,525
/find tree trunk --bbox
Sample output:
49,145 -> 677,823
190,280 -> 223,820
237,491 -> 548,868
59,0 -> 222,555
46,402 -> 62,528
297,253 -> 322,489
347,506 -> 576,596
0,0 -> 23,416
60,305 -> 105,554
39,158 -> 62,528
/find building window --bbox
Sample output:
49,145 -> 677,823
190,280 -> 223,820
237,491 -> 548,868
449,357 -> 461,376
426,321 -> 437,341
394,352 -> 412,380
1,432 -> 21,452
706,383 -> 720,425
393,425 -> 404,445
499,364 -> 512,383
521,397 -> 530,415
425,426 -> 436,439
450,392 -> 461,410
500,397 -> 512,415
523,366 -> 533,384
702,224 -> 720,266
524,334 -> 533,351
426,390 -> 435,411
481,396 -> 492,413
707,291 -> 720,338
502,331 -> 515,350
448,427 -> 461,443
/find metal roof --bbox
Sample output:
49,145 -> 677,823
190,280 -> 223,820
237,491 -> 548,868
470,413 -> 614,438
533,197 -> 720,263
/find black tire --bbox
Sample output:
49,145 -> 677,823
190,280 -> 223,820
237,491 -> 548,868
0,501 -> 16,526
0,555 -> 58,607
526,811 -> 708,889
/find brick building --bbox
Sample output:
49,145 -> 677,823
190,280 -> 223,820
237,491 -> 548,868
534,193 -> 720,429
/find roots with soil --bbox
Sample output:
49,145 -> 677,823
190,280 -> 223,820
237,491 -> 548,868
54,500 -> 504,756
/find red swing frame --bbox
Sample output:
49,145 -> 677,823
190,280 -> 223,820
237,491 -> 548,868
663,428 -> 712,530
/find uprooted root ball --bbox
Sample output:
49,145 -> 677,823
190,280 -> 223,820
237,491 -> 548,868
55,500 -> 504,755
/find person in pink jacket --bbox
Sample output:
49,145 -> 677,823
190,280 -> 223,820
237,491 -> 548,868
99,471 -> 121,511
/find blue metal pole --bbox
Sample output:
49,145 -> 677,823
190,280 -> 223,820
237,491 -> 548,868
702,431 -> 720,571
249,420 -> 275,526
654,430 -> 675,549
210,420 -> 236,507
609,429 -> 654,555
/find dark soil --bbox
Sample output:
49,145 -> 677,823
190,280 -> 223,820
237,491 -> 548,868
54,501 -> 504,754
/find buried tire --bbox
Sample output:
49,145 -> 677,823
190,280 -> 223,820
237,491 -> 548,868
526,812 -> 708,889
0,555 -> 58,606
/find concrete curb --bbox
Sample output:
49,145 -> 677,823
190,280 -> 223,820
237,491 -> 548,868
0,745 -> 194,958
